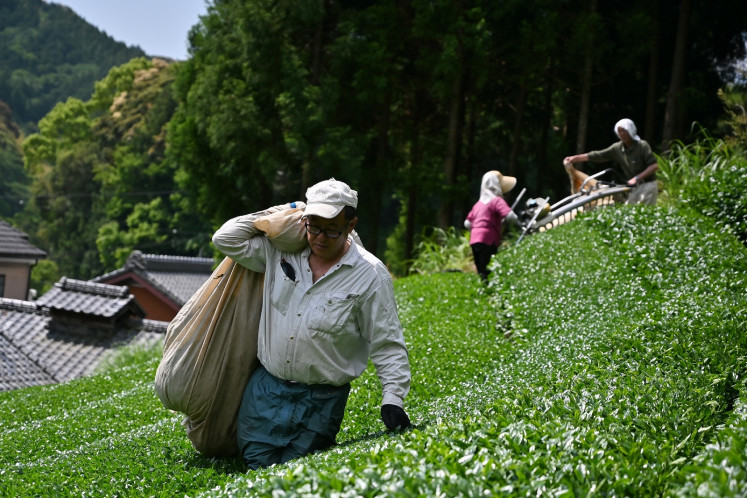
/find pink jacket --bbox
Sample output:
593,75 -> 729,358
466,196 -> 511,246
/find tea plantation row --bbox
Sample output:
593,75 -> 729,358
0,205 -> 745,496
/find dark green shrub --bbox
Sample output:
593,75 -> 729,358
681,158 -> 747,243
408,226 -> 473,275
658,129 -> 747,243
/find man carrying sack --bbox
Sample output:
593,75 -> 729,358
212,178 -> 412,469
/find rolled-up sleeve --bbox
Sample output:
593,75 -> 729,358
212,214 -> 269,272
213,203 -> 302,272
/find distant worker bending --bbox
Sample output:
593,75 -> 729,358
564,118 -> 659,205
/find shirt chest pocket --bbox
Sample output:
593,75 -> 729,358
271,276 -> 298,315
308,292 -> 359,334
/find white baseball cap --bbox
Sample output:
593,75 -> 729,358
303,178 -> 358,219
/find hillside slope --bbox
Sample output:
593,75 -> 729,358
0,0 -> 146,131
0,99 -> 25,218
0,206 -> 745,496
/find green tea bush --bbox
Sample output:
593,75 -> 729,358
658,132 -> 747,243
681,159 -> 747,243
487,206 -> 747,495
1,205 -> 745,496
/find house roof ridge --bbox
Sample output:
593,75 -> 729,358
0,297 -> 41,314
136,252 -> 214,272
142,253 -> 214,264
141,319 -> 170,334
0,219 -> 28,237
58,277 -> 131,298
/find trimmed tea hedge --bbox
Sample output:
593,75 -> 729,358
1,205 -> 745,496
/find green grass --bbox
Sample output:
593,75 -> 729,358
1,205 -> 746,496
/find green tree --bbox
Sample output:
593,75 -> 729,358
22,97 -> 99,277
0,99 -> 28,218
29,259 -> 59,296
93,58 -> 211,268
0,0 -> 146,131
20,58 -> 207,278
169,0 -> 340,229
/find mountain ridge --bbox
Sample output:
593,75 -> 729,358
0,0 -> 148,131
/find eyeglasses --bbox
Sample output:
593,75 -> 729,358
305,223 -> 344,239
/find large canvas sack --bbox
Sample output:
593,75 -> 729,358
154,207 -> 307,457
154,257 -> 261,456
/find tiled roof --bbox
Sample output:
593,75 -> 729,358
0,219 -> 46,259
36,277 -> 145,318
0,279 -> 167,392
0,302 -> 55,391
93,250 -> 214,306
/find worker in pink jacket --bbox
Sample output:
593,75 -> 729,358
464,170 -> 519,281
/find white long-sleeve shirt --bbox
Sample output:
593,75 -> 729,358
212,210 -> 411,408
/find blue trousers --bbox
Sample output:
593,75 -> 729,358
237,364 -> 350,469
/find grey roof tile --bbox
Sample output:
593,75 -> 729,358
0,219 -> 46,259
92,250 -> 214,306
0,331 -> 55,391
36,277 -> 145,319
0,281 -> 167,392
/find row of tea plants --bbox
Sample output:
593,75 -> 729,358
1,204 -> 745,496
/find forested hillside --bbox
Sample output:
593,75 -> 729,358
7,0 -> 747,286
0,100 -> 25,218
18,58 -> 210,281
0,0 -> 146,131
0,0 -> 147,220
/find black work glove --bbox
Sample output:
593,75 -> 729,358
381,404 -> 411,431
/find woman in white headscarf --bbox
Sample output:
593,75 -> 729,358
563,118 -> 659,205
464,171 -> 519,281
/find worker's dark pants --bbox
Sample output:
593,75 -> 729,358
237,364 -> 350,469
471,243 -> 498,281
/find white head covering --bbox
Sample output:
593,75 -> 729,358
478,170 -> 517,204
614,118 -> 641,142
303,178 -> 358,219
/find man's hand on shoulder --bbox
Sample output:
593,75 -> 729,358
381,404 -> 411,431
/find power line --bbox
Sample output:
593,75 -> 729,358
0,190 -> 186,202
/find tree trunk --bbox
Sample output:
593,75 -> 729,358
404,92 -> 425,266
537,61 -> 555,194
507,83 -> 527,176
662,0 -> 691,149
461,94 -> 477,218
644,1 -> 660,143
575,0 -> 597,154
310,0 -> 325,86
437,70 -> 465,229
367,86 -> 391,255
302,0 -> 327,192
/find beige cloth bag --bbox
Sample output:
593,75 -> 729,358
154,207 -> 307,457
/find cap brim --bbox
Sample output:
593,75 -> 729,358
303,203 -> 345,219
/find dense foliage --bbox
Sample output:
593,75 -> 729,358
1,204 -> 745,496
0,99 -> 26,219
167,0 -> 747,260
657,130 -> 747,243
16,58 -> 213,279
4,0 -> 747,283
0,0 -> 146,131
0,0 -> 148,225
